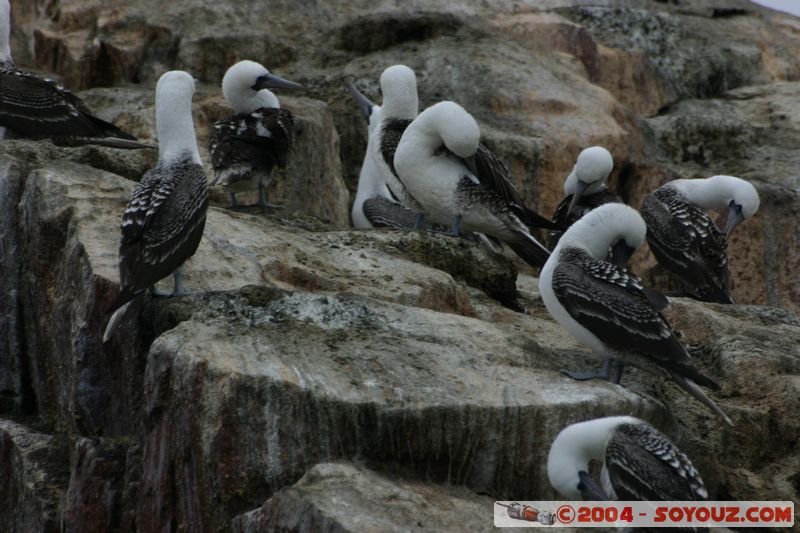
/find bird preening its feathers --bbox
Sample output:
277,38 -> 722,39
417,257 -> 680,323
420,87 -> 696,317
642,175 -> 759,304
548,416 -> 708,501
540,203 -> 732,425
394,100 -> 558,268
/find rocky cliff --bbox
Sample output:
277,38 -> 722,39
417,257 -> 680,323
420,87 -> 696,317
1,1 -> 799,531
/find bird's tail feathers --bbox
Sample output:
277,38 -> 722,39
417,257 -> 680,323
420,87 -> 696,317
507,231 -> 551,268
523,207 -> 563,231
668,371 -> 733,426
102,291 -> 141,343
88,137 -> 157,150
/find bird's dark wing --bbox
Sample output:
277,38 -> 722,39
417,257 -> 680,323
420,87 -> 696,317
551,248 -> 716,387
606,422 -> 707,501
119,158 -> 208,295
549,189 -> 622,248
362,196 -> 418,229
641,189 -> 732,303
209,107 -> 294,183
464,143 -> 560,230
0,66 -> 135,140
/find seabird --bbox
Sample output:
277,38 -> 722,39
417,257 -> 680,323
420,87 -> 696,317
369,64 -> 426,222
641,175 -> 760,304
348,83 -> 422,229
208,60 -> 302,208
0,0 -> 151,148
549,146 -> 621,249
103,71 -> 208,342
538,203 -> 732,425
393,100 -> 559,267
548,416 -> 707,501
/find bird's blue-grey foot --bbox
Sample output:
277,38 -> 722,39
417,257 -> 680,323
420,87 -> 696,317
413,212 -> 426,230
448,214 -> 462,236
561,358 -> 625,384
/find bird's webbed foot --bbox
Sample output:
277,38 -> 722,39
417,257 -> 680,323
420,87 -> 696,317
560,358 -> 625,384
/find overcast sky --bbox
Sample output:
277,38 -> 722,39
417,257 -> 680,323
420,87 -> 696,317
750,0 -> 800,16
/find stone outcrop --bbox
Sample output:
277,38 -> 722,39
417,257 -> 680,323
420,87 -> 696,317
1,0 -> 799,531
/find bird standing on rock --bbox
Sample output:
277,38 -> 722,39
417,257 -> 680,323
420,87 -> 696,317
641,175 -> 760,304
549,146 -> 620,249
209,60 -> 302,208
368,64 -> 427,223
103,71 -> 208,342
394,100 -> 559,268
538,203 -> 731,425
548,416 -> 708,501
348,83 -> 421,229
0,0 -> 151,148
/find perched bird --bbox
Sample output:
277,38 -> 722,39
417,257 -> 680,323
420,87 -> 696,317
369,64 -> 425,221
548,416 -> 707,501
103,71 -> 208,342
641,175 -> 760,304
538,203 -> 731,425
348,83 -> 419,229
0,0 -> 150,148
549,146 -> 620,248
208,60 -> 302,208
394,100 -> 559,268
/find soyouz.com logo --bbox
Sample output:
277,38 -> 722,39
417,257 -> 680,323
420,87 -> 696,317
493,501 -> 795,528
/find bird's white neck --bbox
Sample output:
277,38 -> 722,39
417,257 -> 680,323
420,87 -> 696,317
548,416 -> 637,498
228,88 -> 280,115
381,88 -> 417,121
0,0 -> 12,63
669,178 -> 732,210
556,204 -> 646,260
410,101 -> 480,157
564,168 -> 606,196
157,90 -> 201,165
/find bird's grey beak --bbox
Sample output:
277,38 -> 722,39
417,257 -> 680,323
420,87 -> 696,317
254,73 -> 303,91
347,83 -> 375,122
578,471 -> 609,501
464,155 -> 479,176
611,239 -> 635,267
724,204 -> 745,238
567,180 -> 590,217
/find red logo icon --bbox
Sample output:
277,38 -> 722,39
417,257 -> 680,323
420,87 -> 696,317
557,504 -> 576,524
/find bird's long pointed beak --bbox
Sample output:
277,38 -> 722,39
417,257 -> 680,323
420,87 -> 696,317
611,240 -> 635,267
254,72 -> 303,91
347,83 -> 375,122
567,180 -> 589,217
723,206 -> 745,238
578,471 -> 609,500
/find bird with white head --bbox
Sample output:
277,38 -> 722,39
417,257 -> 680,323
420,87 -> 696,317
209,59 -> 302,208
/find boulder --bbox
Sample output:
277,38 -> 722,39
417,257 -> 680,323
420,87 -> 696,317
231,462 -> 535,533
138,287 -> 651,531
0,418 -> 69,533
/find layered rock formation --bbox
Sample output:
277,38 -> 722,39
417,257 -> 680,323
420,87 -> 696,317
1,0 -> 799,531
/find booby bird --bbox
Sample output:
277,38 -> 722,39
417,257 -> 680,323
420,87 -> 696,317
394,100 -> 559,267
348,84 -> 416,229
548,416 -> 707,501
641,175 -> 759,304
538,203 -> 732,425
369,64 -> 426,220
103,71 -> 208,342
549,146 -> 621,249
0,0 -> 150,148
208,60 -> 302,208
